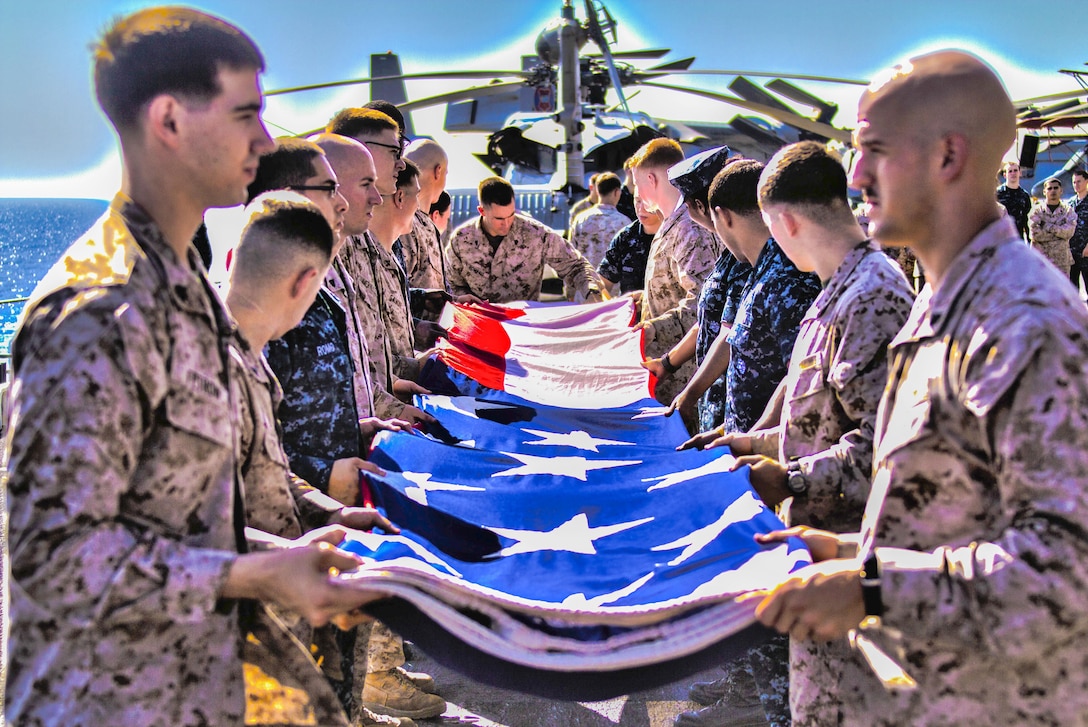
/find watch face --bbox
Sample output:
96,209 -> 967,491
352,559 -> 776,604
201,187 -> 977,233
787,470 -> 808,495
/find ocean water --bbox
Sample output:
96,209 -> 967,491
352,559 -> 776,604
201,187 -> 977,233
0,198 -> 110,359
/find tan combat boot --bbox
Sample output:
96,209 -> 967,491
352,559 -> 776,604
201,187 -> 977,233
353,703 -> 416,727
361,669 -> 446,720
395,666 -> 436,694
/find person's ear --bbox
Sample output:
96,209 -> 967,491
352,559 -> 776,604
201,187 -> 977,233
937,134 -> 968,181
145,95 -> 183,148
290,267 -> 320,299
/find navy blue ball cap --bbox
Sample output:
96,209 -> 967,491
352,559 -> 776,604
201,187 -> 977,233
668,145 -> 732,199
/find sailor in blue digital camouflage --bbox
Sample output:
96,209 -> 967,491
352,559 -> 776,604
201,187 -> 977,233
694,250 -> 750,431
568,172 -> 632,268
750,51 -> 1088,726
446,176 -> 604,303
1028,177 -> 1076,272
597,196 -> 662,295
629,139 -> 722,408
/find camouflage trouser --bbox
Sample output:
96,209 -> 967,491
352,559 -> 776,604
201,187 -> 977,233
722,633 -> 791,727
329,619 -> 406,715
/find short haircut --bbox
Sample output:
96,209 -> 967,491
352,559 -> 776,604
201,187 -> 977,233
398,159 -> 421,189
479,176 -> 515,207
596,172 -> 622,197
709,159 -> 764,216
93,7 -> 263,132
628,138 -> 685,170
234,193 -> 334,286
430,190 -> 451,215
1073,168 -> 1088,182
758,141 -> 850,219
1045,177 -> 1063,188
1003,160 -> 1020,171
364,100 -> 405,136
247,137 -> 324,202
326,107 -> 399,140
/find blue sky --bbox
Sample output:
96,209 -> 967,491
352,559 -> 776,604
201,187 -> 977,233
1,0 -> 1084,198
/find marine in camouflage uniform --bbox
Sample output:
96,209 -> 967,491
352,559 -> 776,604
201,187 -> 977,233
640,203 -> 721,407
445,213 -> 601,303
337,234 -> 417,420
1028,197 -> 1076,272
770,242 -> 914,726
695,249 -> 751,432
723,238 -> 821,434
830,215 -> 1088,725
569,202 -> 631,268
369,234 -> 420,381
597,219 -> 654,294
4,197 -> 347,727
400,208 -> 447,294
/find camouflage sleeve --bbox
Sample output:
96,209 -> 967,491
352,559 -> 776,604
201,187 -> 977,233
443,232 -> 472,298
597,228 -> 626,284
372,386 -> 411,421
6,304 -> 235,629
878,322 -> 1088,658
543,225 -> 599,296
1057,206 -> 1078,241
263,338 -> 337,491
794,286 -> 913,523
289,473 -> 344,532
645,229 -> 718,347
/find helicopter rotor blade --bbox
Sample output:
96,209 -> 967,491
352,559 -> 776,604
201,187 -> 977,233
265,70 -> 530,97
765,78 -> 838,123
637,69 -> 868,86
584,0 -> 633,118
637,80 -> 852,143
1014,89 -> 1086,107
398,82 -> 528,113
586,48 -> 671,60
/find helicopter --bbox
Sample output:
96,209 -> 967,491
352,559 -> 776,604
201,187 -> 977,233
264,0 -> 863,229
1013,68 -> 1088,198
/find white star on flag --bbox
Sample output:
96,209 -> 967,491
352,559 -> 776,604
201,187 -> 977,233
401,472 -> 485,505
426,395 -> 521,419
489,512 -> 654,556
642,452 -> 738,491
631,405 -> 670,420
492,451 -> 641,481
651,491 -> 764,566
561,572 -> 655,608
521,427 -> 635,452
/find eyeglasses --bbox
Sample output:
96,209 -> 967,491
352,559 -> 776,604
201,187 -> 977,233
288,181 -> 340,199
365,139 -> 404,161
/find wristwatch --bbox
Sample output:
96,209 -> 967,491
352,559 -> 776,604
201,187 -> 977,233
785,461 -> 809,495
861,554 -> 885,619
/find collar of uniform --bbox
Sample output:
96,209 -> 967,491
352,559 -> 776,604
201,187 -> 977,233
656,200 -> 689,240
810,240 -> 880,317
750,236 -> 782,274
889,215 -> 1017,349
414,207 -> 439,233
116,194 -> 227,323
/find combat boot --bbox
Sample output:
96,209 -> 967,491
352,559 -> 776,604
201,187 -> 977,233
673,695 -> 766,727
361,669 -> 446,719
395,666 -> 436,694
353,704 -> 416,727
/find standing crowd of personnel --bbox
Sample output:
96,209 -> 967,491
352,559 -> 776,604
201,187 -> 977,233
3,7 -> 1088,727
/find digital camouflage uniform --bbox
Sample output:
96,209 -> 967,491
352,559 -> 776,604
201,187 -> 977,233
695,249 -> 751,432
3,196 -> 345,727
723,239 -> 821,434
445,213 -> 600,303
639,202 -> 721,407
370,237 -> 421,381
834,216 -> 1088,725
1067,194 -> 1088,282
597,219 -> 654,294
337,234 -> 414,420
568,202 -> 631,268
996,183 -> 1032,241
1028,199 -> 1076,271
764,242 -> 915,726
325,257 -> 377,419
399,208 -> 447,293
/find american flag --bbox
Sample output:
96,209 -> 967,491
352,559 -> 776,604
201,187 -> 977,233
339,299 -> 809,699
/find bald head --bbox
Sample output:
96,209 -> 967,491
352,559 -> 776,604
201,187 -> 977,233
310,133 -> 383,237
404,139 -> 448,205
860,50 -> 1015,177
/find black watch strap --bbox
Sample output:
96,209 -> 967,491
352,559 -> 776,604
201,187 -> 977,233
861,554 -> 884,618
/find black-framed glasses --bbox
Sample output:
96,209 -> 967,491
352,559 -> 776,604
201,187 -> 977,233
288,181 -> 340,198
365,139 -> 404,161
